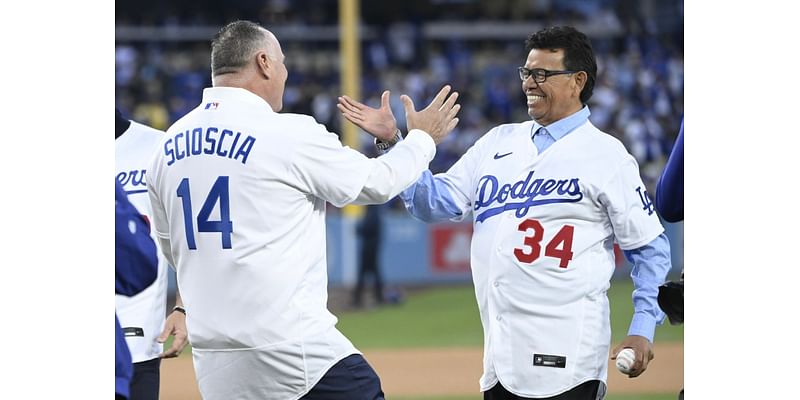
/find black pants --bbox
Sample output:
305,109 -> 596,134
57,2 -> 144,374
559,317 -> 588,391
302,354 -> 384,400
129,357 -> 161,400
353,240 -> 384,306
484,380 -> 602,400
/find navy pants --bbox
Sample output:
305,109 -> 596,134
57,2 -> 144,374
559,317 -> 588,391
353,239 -> 384,306
129,357 -> 160,400
484,380 -> 602,400
303,354 -> 385,400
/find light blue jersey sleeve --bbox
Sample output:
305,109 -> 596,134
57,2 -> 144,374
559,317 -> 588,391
400,170 -> 465,222
399,130 -> 491,222
622,233 -> 672,342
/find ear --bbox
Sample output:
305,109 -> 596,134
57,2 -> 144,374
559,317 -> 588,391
573,71 -> 587,98
256,51 -> 271,79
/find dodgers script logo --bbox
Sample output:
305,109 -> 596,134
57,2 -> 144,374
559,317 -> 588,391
117,169 -> 147,194
474,171 -> 583,223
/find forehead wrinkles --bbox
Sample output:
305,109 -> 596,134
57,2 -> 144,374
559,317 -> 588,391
526,48 -> 565,69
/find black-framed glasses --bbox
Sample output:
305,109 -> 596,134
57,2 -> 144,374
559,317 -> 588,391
518,67 -> 578,83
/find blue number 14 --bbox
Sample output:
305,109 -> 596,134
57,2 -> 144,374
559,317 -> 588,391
176,176 -> 233,250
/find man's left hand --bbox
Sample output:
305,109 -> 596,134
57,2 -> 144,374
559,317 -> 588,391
611,335 -> 654,378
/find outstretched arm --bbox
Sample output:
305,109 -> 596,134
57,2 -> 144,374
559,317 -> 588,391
399,171 -> 466,222
337,92 -> 463,220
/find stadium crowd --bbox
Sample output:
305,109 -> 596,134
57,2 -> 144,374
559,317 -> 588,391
116,0 -> 682,201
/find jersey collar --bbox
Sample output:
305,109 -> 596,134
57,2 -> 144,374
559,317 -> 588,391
201,87 -> 275,112
531,105 -> 591,141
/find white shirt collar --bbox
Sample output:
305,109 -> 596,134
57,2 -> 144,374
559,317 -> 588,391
201,87 -> 275,112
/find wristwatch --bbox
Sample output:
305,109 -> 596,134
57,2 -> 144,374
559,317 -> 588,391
374,129 -> 403,151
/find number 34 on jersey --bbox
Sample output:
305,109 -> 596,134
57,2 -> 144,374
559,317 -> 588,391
513,219 -> 575,268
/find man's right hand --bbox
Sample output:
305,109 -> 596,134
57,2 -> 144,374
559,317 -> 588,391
401,85 -> 460,144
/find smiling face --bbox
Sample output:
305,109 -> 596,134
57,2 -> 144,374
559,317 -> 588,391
522,48 -> 586,126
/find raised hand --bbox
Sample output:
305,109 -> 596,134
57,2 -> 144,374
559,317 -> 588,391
337,90 -> 398,142
401,85 -> 460,145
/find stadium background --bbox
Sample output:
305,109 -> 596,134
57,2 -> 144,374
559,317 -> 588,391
116,0 -> 683,398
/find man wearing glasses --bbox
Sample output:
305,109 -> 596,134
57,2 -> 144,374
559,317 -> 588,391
339,25 -> 672,400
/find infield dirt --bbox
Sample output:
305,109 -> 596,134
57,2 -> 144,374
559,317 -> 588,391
159,342 -> 683,399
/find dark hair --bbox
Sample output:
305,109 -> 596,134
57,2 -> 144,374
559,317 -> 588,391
524,26 -> 597,104
211,20 -> 268,77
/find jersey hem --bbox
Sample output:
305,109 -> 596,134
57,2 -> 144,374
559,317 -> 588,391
131,352 -> 163,364
190,336 -> 314,352
480,377 -> 499,392
486,376 -> 607,398
288,350 -> 362,400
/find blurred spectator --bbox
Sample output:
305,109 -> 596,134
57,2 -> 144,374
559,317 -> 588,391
654,117 -> 683,400
116,0 -> 683,205
352,203 -> 386,309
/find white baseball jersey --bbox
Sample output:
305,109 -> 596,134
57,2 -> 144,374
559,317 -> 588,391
432,119 -> 664,397
146,87 -> 435,400
115,121 -> 168,363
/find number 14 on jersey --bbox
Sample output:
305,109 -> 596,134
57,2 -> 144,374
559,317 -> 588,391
176,176 -> 233,250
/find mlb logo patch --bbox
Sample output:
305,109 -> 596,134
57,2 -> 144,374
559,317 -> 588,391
204,102 -> 219,110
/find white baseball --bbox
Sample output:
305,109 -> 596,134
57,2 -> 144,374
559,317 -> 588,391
615,348 -> 636,375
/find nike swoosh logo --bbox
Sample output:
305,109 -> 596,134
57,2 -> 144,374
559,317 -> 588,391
493,152 -> 513,160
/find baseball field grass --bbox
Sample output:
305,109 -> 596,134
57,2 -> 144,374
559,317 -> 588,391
160,280 -> 682,399
164,279 -> 683,350
337,279 -> 684,347
334,280 -> 683,400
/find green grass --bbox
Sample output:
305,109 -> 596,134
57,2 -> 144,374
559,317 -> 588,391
607,280 -> 684,343
337,280 -> 683,348
337,285 -> 483,348
392,395 -> 678,400
165,279 -> 682,354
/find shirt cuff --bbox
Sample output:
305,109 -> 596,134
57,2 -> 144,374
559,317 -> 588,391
402,129 -> 436,161
628,312 -> 658,342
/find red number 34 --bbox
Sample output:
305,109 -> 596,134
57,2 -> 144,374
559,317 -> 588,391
513,219 -> 575,268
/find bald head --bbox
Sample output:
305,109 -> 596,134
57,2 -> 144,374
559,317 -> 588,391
211,20 -> 280,77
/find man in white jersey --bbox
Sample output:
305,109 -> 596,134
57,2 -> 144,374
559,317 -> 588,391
339,26 -> 672,400
146,20 -> 460,400
115,109 -> 189,399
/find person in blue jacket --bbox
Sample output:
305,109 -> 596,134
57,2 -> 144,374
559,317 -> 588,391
116,181 -> 158,399
654,118 -> 683,400
656,119 -> 683,223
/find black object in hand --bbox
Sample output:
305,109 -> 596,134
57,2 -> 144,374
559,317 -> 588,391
657,277 -> 683,325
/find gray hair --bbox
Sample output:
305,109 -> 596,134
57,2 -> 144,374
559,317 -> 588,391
211,20 -> 272,77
